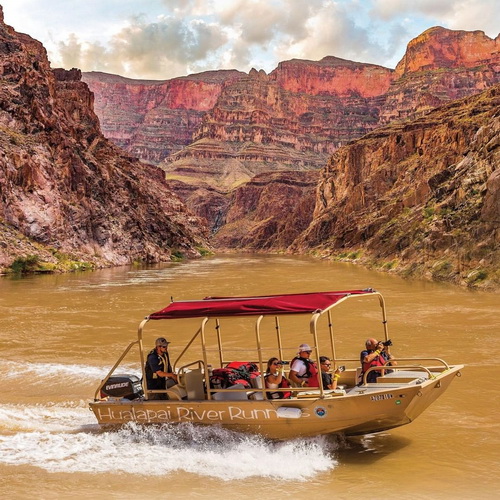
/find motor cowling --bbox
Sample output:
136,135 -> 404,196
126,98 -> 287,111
100,374 -> 144,400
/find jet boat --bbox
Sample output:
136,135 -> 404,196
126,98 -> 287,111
89,288 -> 463,439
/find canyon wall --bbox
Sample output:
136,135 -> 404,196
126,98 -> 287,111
83,70 -> 245,165
0,8 -> 208,271
84,27 -> 499,193
293,85 -> 500,287
212,170 -> 320,250
84,27 -> 499,244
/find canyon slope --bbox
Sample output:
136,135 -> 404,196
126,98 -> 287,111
0,8 -> 208,272
293,84 -> 500,288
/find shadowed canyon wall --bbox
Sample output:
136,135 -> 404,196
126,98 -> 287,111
0,8 -> 208,271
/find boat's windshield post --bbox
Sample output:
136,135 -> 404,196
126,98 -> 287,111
138,318 -> 148,398
274,316 -> 284,360
199,317 -> 212,400
310,312 -> 325,397
215,318 -> 224,368
255,315 -> 268,398
378,293 -> 390,340
172,325 -> 203,371
327,310 -> 337,365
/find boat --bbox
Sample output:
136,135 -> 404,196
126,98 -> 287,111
89,288 -> 463,439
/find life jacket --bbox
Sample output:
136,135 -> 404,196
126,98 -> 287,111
361,351 -> 386,382
145,349 -> 172,390
264,374 -> 292,399
145,349 -> 172,380
290,356 -> 319,387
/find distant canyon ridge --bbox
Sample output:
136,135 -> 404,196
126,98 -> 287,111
83,26 -> 500,288
0,6 -> 498,288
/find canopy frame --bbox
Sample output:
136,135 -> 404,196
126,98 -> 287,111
132,289 -> 389,400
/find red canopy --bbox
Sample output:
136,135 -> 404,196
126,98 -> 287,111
148,289 -> 375,320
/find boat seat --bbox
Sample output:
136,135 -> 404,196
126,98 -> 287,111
183,368 -> 205,400
377,370 -> 430,384
165,385 -> 187,400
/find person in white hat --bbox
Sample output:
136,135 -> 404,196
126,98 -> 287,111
288,343 -> 319,388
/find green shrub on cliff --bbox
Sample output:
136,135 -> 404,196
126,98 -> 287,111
10,255 -> 41,273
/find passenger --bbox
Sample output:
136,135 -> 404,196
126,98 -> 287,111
319,356 -> 342,390
360,338 -> 396,383
145,337 -> 178,399
265,357 -> 291,399
289,344 -> 319,388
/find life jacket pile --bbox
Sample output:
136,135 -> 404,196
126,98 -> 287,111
210,361 -> 260,389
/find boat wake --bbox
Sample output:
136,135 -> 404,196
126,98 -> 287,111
0,360 -> 337,480
1,360 -> 139,383
0,406 -> 337,480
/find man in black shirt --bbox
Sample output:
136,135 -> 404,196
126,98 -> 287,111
145,337 -> 178,399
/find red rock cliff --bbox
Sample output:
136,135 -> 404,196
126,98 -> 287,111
0,8 -> 208,271
272,56 -> 394,97
395,27 -> 500,76
292,84 -> 500,288
83,70 -> 245,164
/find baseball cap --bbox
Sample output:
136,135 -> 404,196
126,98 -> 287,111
155,337 -> 170,347
298,343 -> 312,352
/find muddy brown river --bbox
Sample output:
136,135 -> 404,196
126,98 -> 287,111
0,254 -> 498,499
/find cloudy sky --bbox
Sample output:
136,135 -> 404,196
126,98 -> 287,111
1,0 -> 498,80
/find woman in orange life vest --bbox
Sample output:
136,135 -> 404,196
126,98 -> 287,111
360,338 -> 396,383
288,344 -> 320,388
265,357 -> 291,399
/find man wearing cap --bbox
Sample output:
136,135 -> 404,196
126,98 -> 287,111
289,343 -> 319,388
145,337 -> 178,399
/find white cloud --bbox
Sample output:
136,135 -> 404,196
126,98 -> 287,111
1,0 -> 497,79
370,0 -> 499,36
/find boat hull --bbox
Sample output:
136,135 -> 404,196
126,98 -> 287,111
89,365 -> 462,439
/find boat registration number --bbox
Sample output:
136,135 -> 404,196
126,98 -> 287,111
370,393 -> 393,401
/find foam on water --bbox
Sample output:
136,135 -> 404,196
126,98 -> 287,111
0,402 -> 95,432
1,360 -> 139,383
0,413 -> 337,480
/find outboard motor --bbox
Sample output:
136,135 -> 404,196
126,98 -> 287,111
100,374 -> 144,400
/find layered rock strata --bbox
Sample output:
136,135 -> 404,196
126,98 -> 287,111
85,27 -> 499,196
83,70 -> 245,164
162,61 -> 393,190
0,8 -> 208,271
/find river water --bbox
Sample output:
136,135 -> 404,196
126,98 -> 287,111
0,254 -> 498,499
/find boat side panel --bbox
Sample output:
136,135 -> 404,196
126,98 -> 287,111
90,385 -> 422,439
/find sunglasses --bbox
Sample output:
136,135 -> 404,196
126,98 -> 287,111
272,362 -> 282,366
322,363 -> 331,367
